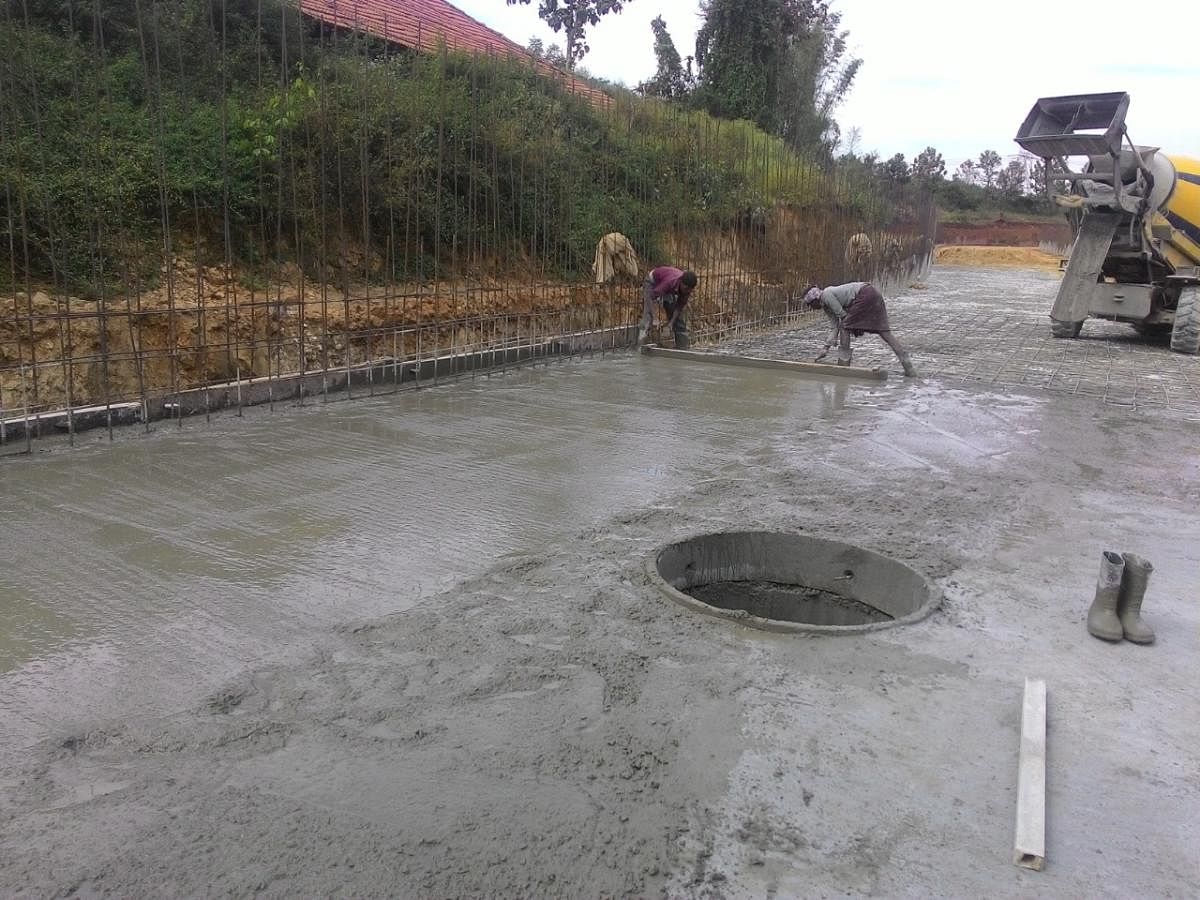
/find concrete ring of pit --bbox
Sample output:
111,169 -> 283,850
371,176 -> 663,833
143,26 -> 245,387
647,530 -> 941,635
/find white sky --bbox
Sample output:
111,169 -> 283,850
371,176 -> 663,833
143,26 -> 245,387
452,0 -> 1200,171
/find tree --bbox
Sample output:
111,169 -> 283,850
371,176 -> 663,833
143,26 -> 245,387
954,159 -> 979,184
912,146 -> 945,183
838,126 -> 862,159
527,37 -> 569,69
774,4 -> 861,154
508,0 -> 628,70
977,149 -> 1002,190
694,0 -> 857,149
939,178 -> 983,212
881,152 -> 909,185
694,0 -> 789,127
1029,158 -> 1049,196
639,15 -> 688,99
996,159 -> 1027,199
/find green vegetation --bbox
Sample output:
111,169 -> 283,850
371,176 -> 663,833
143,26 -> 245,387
0,0 -> 922,294
506,0 -> 625,70
840,145 -> 1063,225
642,0 -> 859,158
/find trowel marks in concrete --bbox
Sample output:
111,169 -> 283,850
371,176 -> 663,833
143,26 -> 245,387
0,356 -> 859,748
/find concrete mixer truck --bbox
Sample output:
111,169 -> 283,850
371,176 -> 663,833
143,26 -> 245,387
1014,92 -> 1200,353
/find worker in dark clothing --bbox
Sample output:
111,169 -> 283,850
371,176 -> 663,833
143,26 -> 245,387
640,266 -> 697,348
804,282 -> 916,377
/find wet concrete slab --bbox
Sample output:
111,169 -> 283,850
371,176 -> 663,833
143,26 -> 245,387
1,265 -> 1198,897
0,354 -> 871,738
723,266 -> 1200,419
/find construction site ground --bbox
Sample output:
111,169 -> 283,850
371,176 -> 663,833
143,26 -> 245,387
1,263 -> 1197,897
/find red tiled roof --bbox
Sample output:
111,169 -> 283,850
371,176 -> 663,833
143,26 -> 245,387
298,0 -> 612,108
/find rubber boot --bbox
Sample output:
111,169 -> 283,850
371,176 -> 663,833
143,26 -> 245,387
899,353 -> 917,378
1117,553 -> 1156,645
1086,550 -> 1125,642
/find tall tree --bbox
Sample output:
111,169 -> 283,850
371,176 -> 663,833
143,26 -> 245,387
508,0 -> 629,69
977,149 -> 1002,190
694,0 -> 787,126
774,4 -> 860,153
996,159 -> 1027,198
527,37 -> 569,69
838,126 -> 862,159
954,159 -> 979,184
1029,158 -> 1048,196
912,146 -> 946,183
639,15 -> 688,98
880,153 -> 910,185
694,0 -> 856,148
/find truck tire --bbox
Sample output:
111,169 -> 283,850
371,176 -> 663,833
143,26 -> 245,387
1170,287 -> 1200,355
1050,318 -> 1083,338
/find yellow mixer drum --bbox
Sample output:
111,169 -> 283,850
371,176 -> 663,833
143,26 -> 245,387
1160,154 -> 1200,267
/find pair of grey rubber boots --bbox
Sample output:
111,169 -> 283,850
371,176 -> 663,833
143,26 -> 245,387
1087,551 -> 1155,644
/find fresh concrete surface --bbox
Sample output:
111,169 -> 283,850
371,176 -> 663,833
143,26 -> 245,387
1,266 -> 1197,897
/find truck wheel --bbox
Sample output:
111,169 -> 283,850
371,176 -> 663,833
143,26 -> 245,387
1170,287 -> 1200,355
1050,318 -> 1083,338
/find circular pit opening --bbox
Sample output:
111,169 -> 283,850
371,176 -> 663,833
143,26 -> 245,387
650,531 -> 939,634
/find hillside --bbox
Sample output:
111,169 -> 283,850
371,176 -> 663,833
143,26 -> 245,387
0,0 -> 929,295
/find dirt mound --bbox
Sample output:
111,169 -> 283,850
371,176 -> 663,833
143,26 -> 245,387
934,245 -> 1063,269
936,219 -> 1071,248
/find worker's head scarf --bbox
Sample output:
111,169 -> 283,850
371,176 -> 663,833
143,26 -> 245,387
803,286 -> 823,308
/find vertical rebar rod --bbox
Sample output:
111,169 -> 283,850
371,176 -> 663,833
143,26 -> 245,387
20,365 -> 31,454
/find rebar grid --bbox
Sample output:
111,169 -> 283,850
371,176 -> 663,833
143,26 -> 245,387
719,267 -> 1200,422
0,1 -> 936,455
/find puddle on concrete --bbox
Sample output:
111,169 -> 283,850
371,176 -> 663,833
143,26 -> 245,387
0,593 -> 80,671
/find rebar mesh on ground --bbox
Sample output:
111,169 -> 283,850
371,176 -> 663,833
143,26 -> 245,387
719,291 -> 1200,421
0,1 -> 935,454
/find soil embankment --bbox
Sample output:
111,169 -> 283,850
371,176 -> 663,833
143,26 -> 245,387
936,218 -> 1071,249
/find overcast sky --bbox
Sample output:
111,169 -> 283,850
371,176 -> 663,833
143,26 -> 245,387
452,0 -> 1200,172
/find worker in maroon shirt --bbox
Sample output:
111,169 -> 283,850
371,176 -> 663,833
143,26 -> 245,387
640,266 -> 698,348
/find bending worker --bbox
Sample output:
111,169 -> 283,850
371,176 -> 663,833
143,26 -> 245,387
640,266 -> 697,348
804,282 -> 916,377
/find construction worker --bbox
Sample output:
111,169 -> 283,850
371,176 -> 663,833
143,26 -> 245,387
804,282 -> 916,377
640,266 -> 697,349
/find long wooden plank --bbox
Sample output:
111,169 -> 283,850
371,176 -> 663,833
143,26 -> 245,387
1014,677 -> 1047,871
641,345 -> 888,382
